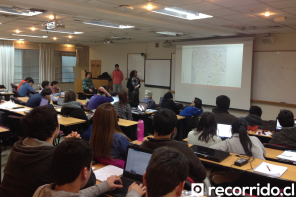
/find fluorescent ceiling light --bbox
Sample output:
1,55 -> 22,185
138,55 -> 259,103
0,38 -> 24,41
152,7 -> 212,20
83,21 -> 134,29
40,30 -> 83,34
156,31 -> 184,36
12,34 -> 48,38
0,6 -> 43,16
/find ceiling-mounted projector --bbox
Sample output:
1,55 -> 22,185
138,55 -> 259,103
42,14 -> 65,30
104,39 -> 114,44
163,40 -> 172,48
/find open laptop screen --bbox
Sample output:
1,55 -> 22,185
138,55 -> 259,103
57,97 -> 64,105
125,147 -> 152,177
276,119 -> 296,130
111,96 -> 119,105
40,98 -> 49,106
217,124 -> 232,138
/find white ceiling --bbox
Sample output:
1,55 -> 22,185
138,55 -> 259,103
0,0 -> 296,45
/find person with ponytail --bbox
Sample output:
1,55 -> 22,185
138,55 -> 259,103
210,118 -> 266,159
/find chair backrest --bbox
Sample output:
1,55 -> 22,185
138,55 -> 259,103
0,85 -> 6,89
13,90 -> 20,97
7,115 -> 24,138
187,115 -> 200,129
77,92 -> 86,100
10,83 -> 18,90
263,143 -> 296,150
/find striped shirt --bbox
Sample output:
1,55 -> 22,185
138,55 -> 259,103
114,102 -> 133,120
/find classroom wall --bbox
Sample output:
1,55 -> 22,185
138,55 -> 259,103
89,33 -> 296,121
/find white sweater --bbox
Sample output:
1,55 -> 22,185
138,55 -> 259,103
187,129 -> 222,147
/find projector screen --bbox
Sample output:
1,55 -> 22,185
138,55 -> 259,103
175,38 -> 253,110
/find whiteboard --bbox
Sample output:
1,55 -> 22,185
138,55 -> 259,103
252,52 -> 296,104
128,54 -> 145,80
145,59 -> 171,88
171,54 -> 176,91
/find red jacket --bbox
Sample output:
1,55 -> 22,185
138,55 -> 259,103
112,70 -> 124,85
17,80 -> 26,91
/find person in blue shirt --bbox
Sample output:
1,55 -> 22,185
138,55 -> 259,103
18,78 -> 35,97
26,88 -> 53,108
39,81 -> 58,102
180,97 -> 203,121
88,86 -> 113,109
141,90 -> 157,109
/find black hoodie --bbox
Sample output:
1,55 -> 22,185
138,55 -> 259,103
0,138 -> 95,197
245,114 -> 263,129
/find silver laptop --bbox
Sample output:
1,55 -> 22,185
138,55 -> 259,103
217,123 -> 232,138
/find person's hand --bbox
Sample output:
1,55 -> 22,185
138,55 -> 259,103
89,89 -> 93,93
65,131 -> 81,139
106,175 -> 123,190
128,183 -> 146,196
99,87 -> 106,92
134,86 -> 138,89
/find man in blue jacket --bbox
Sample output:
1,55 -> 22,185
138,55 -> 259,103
26,88 -> 53,108
180,97 -> 203,121
18,78 -> 35,97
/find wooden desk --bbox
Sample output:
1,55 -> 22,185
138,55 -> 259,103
77,99 -> 87,105
0,91 -> 14,101
17,97 -> 29,103
265,148 -> 283,160
248,130 -> 273,138
57,115 -> 86,126
118,119 -> 138,127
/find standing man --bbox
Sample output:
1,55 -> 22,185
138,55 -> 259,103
112,64 -> 124,94
126,70 -> 141,102
82,72 -> 97,94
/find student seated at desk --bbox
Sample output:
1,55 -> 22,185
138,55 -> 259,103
212,95 -> 237,125
90,103 -> 130,168
143,147 -> 188,197
88,86 -> 114,109
180,97 -> 203,121
269,110 -> 296,148
18,78 -> 35,97
160,92 -> 180,115
0,106 -> 96,197
61,90 -> 90,135
245,106 -> 263,129
82,72 -> 97,94
141,90 -> 157,109
17,77 -> 32,91
39,80 -> 58,102
33,138 -> 143,197
26,87 -> 53,108
50,80 -> 60,94
140,109 -> 206,183
210,118 -> 266,159
114,90 -> 133,120
187,112 -> 222,147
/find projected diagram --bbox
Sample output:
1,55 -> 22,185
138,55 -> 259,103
190,46 -> 227,86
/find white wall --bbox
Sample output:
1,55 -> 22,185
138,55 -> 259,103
89,33 -> 296,120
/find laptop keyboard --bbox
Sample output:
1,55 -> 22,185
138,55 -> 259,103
115,178 -> 137,192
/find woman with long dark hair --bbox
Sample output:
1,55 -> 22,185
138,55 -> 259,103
210,118 -> 266,159
187,112 -> 222,147
126,70 -> 140,102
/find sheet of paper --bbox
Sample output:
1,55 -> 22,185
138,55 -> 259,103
10,108 -> 30,112
0,102 -> 16,109
93,165 -> 123,182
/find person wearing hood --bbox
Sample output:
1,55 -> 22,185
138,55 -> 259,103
160,92 -> 180,115
212,95 -> 237,125
180,97 -> 203,121
245,106 -> 263,129
141,90 -> 157,109
269,110 -> 296,148
0,105 -> 95,197
61,90 -> 90,136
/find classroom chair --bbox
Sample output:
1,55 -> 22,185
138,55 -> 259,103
14,99 -> 26,106
7,115 -> 24,139
10,83 -> 18,90
0,85 -> 6,89
263,143 -> 296,150
12,90 -> 21,97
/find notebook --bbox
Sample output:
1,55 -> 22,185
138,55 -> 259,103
277,151 -> 296,162
93,165 -> 123,182
253,162 -> 287,178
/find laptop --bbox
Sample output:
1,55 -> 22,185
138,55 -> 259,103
106,146 -> 153,197
111,96 -> 119,105
217,123 -> 232,138
191,145 -> 230,162
132,103 -> 148,114
276,119 -> 296,131
159,97 -> 163,105
40,98 -> 49,106
54,97 -> 64,108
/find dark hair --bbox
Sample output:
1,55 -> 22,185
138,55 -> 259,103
129,70 -> 136,78
85,72 -> 92,78
249,106 -> 262,117
146,147 -> 189,197
163,92 -> 173,100
25,77 -> 33,81
21,105 -> 58,141
278,110 -> 294,127
51,81 -> 58,86
41,81 -> 50,88
52,138 -> 92,186
115,64 -> 119,68
27,78 -> 34,84
98,85 -> 107,95
216,95 -> 230,110
232,118 -> 252,156
64,90 -> 76,103
193,97 -> 202,108
153,109 -> 177,136
41,87 -> 52,97
118,91 -> 128,106
196,112 -> 217,143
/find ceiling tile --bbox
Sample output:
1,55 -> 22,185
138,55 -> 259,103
180,2 -> 223,12
266,0 -> 296,8
230,3 -> 276,13
99,0 -> 148,5
202,8 -> 240,17
281,7 -> 296,15
153,0 -> 204,7
206,0 -> 260,7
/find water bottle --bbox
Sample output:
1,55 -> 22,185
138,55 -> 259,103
137,119 -> 144,141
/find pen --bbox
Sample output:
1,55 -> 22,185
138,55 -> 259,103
266,165 -> 271,171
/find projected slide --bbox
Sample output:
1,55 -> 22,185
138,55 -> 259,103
181,44 -> 244,88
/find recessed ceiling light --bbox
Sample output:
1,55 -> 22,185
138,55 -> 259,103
53,37 -> 57,40
264,12 -> 271,16
49,15 -> 55,20
12,34 -> 48,38
0,6 -> 43,16
146,5 -> 154,11
152,7 -> 212,20
16,30 -> 20,33
156,31 -> 184,36
83,21 -> 134,29
31,27 -> 36,31
0,38 -> 24,41
69,35 -> 72,39
40,29 -> 83,34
